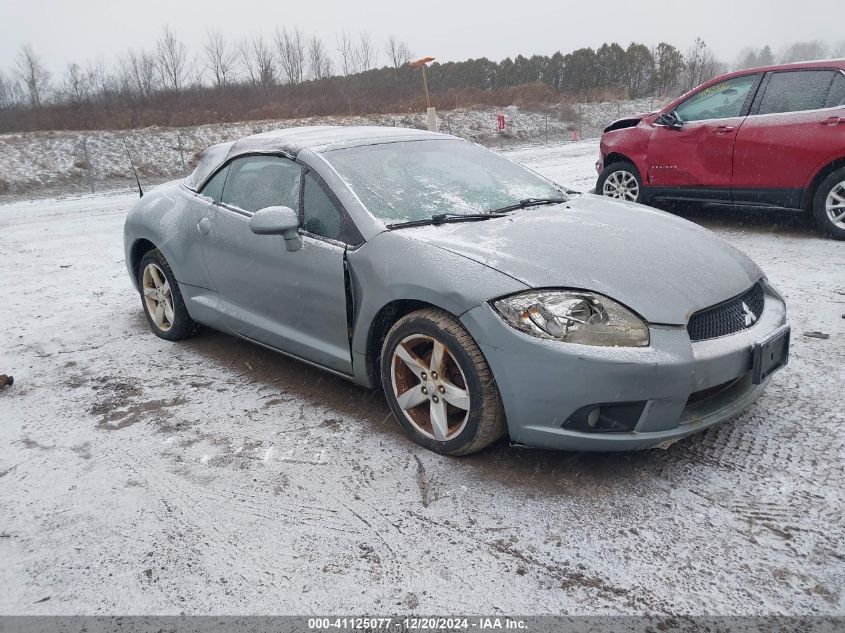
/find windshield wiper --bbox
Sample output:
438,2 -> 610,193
488,197 -> 568,214
387,212 -> 509,230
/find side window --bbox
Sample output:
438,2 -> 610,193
825,73 -> 845,108
757,70 -> 835,115
221,155 -> 302,213
199,164 -> 229,203
301,171 -> 365,245
674,74 -> 759,123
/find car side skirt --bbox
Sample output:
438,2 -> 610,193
645,186 -> 804,210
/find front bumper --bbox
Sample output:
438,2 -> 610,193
460,287 -> 787,451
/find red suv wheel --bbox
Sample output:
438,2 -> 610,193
597,161 -> 643,203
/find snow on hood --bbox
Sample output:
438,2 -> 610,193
403,195 -> 764,325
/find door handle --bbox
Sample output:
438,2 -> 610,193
821,116 -> 842,126
714,125 -> 735,134
197,217 -> 211,235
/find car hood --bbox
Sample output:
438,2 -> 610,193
603,112 -> 654,132
401,194 -> 763,325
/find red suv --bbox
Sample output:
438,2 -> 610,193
596,60 -> 845,239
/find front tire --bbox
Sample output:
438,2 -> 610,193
138,249 -> 196,341
597,161 -> 644,203
812,167 -> 845,240
380,308 -> 506,456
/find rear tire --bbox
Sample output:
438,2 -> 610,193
380,308 -> 506,456
138,249 -> 196,341
812,167 -> 845,240
597,161 -> 644,203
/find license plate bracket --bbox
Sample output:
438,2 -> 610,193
752,325 -> 790,385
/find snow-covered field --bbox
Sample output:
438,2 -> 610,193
1,140 -> 843,615
0,98 -> 660,199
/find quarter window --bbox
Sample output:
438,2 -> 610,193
220,155 -> 302,213
757,70 -> 836,115
199,164 -> 229,203
825,72 -> 845,108
674,74 -> 760,123
302,172 -> 343,240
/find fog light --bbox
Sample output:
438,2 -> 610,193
563,402 -> 646,433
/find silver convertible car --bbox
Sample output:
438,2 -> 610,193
124,126 -> 790,456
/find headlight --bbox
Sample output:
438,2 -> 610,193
492,290 -> 649,347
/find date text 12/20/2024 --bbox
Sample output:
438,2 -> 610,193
307,617 -> 527,630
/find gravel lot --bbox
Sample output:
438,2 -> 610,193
1,140 -> 843,615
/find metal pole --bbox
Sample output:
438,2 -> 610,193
177,133 -> 187,176
421,66 -> 431,108
422,66 -> 438,132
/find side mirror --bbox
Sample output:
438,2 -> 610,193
249,206 -> 302,252
656,111 -> 683,130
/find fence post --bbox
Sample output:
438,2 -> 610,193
578,102 -> 583,141
82,139 -> 94,194
177,133 -> 187,176
545,112 -> 549,145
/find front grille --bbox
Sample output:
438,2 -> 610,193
687,283 -> 764,341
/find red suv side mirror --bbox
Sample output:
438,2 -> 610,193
656,111 -> 684,130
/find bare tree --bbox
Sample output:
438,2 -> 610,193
156,26 -> 188,93
0,70 -> 21,109
681,38 -> 723,92
336,30 -> 356,76
0,72 -> 8,109
187,53 -> 207,88
239,34 -> 276,95
239,38 -> 258,87
356,31 -> 376,71
85,60 -> 114,101
61,62 -> 90,103
385,35 -> 411,69
204,29 -> 237,88
15,44 -> 50,108
126,49 -> 158,98
780,40 -> 828,63
307,36 -> 332,80
276,27 -> 306,85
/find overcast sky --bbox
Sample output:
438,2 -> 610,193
1,0 -> 842,75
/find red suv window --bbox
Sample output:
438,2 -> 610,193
825,73 -> 845,108
674,74 -> 759,122
757,70 -> 836,114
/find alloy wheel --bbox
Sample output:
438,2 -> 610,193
602,170 -> 640,201
825,181 -> 845,229
142,263 -> 175,332
391,334 -> 471,442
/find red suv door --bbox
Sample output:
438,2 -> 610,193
732,69 -> 845,208
646,73 -> 761,201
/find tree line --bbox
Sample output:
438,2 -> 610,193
1,28 -> 842,133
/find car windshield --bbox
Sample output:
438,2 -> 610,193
322,139 -> 566,223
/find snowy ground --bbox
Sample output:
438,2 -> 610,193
1,140 -> 843,616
